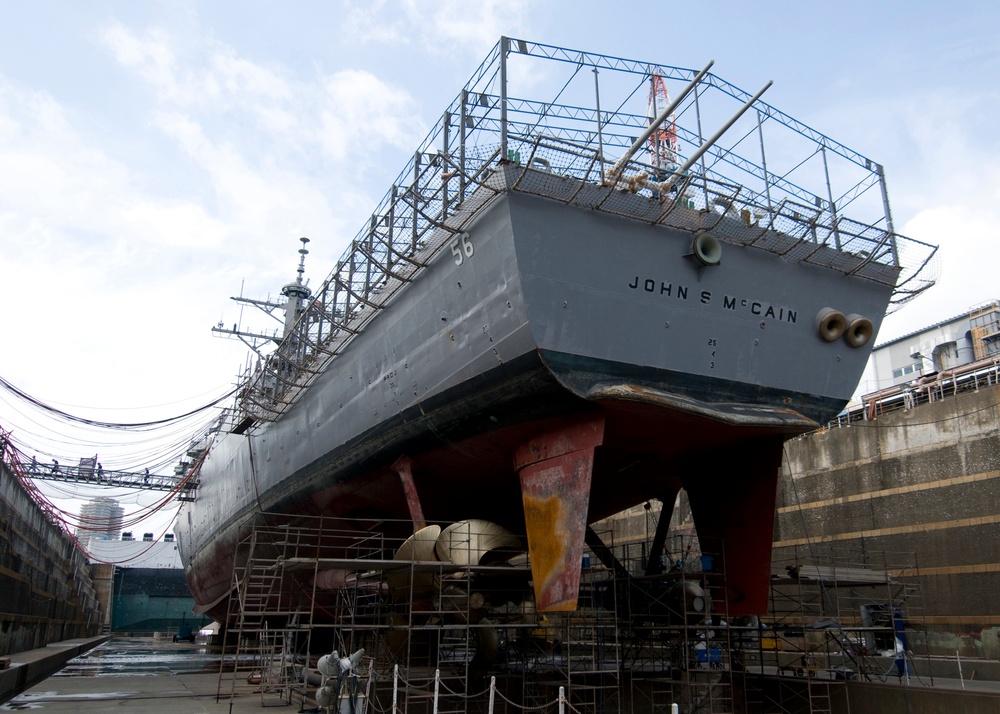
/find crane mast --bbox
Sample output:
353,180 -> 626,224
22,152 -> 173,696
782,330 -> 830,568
647,74 -> 679,178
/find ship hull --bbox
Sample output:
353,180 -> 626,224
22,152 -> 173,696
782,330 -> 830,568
177,187 -> 893,620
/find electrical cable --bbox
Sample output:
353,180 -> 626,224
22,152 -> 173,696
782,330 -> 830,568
0,373 -> 225,564
0,372 -> 237,429
1,435 -> 209,563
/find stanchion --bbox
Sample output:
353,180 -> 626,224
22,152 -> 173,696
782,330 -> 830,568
392,664 -> 399,714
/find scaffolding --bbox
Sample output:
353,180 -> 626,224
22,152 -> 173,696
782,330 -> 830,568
612,534 -> 735,714
742,545 -> 927,714
214,515 -> 743,713
213,515 -> 921,714
969,300 -> 1000,360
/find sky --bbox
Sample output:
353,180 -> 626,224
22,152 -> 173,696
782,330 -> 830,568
1,0 -> 998,541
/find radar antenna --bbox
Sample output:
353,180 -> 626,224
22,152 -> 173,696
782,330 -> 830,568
280,237 -> 312,337
210,237 -> 314,356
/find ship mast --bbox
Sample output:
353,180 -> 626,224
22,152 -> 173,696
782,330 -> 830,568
281,237 -> 312,338
211,237 -> 313,356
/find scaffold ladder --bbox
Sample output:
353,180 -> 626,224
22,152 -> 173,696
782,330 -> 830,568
216,523 -> 315,707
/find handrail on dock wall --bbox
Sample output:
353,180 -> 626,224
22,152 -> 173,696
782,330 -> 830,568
828,357 -> 1000,428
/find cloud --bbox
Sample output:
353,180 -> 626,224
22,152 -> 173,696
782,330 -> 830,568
342,0 -> 531,56
867,90 -> 1000,339
100,22 -> 184,100
0,80 -> 123,247
790,79 -> 1000,340
99,20 -> 426,215
118,200 -> 229,250
5,17 -> 448,403
0,79 -> 237,287
0,61 -> 278,430
101,20 -> 292,109
318,69 -> 424,162
892,186 -> 1000,329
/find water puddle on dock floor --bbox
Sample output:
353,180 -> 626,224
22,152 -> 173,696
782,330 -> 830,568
1,690 -> 141,711
1,637 -> 224,711
51,637 -> 222,677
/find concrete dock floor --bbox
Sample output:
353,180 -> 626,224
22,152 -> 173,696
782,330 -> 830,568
1,637 -> 315,713
5,636 -> 1000,713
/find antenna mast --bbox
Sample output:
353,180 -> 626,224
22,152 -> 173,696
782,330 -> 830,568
281,237 -> 312,337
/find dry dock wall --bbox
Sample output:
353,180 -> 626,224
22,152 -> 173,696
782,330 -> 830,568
775,384 -> 1000,656
840,680 -> 1000,714
0,460 -> 101,656
111,567 -> 209,634
0,635 -> 108,705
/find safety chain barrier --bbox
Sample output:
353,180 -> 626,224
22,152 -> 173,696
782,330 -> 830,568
384,665 -> 574,714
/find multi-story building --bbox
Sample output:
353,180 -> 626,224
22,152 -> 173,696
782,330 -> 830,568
75,496 -> 124,544
857,299 -> 1000,396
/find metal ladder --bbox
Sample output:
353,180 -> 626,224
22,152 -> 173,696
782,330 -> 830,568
217,523 -> 315,707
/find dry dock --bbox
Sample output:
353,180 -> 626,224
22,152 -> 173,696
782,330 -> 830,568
4,636 -> 1000,714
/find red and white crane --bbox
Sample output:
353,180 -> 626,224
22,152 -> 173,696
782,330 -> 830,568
647,74 -> 679,175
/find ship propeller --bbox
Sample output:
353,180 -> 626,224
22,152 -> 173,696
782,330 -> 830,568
387,524 -> 441,600
389,520 -> 524,602
389,519 -> 526,676
434,519 -> 523,566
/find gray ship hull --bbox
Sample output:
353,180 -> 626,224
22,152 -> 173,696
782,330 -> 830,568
175,38 -> 938,622
177,183 -> 892,619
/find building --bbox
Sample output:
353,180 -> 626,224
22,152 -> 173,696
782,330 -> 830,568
857,299 -> 1000,396
75,496 -> 124,545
